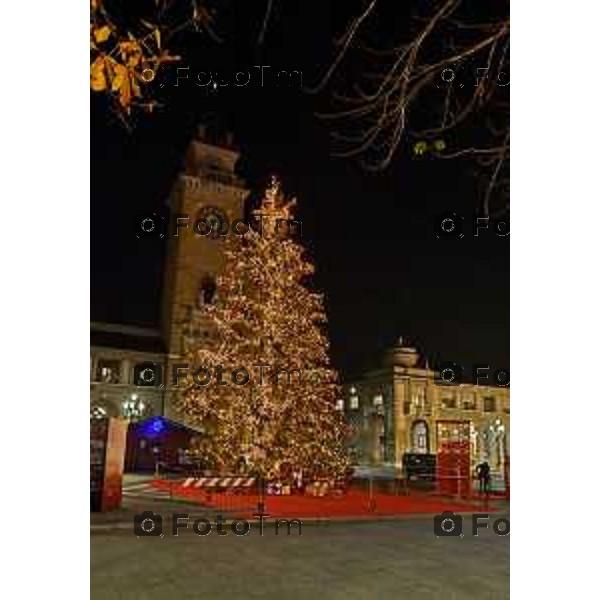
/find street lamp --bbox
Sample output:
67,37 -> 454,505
489,418 -> 505,470
90,405 -> 107,420
121,394 -> 146,420
469,423 -> 479,462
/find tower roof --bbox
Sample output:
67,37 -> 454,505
385,337 -> 420,368
184,125 -> 243,182
195,120 -> 237,151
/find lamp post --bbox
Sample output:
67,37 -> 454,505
91,405 -> 107,420
489,418 -> 506,474
121,393 -> 146,421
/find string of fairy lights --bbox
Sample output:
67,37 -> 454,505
176,178 -> 349,481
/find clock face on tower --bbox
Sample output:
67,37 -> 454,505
196,205 -> 229,239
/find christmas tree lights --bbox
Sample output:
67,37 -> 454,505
176,177 -> 350,484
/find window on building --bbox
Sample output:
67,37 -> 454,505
484,397 -> 496,412
403,401 -> 411,415
349,396 -> 359,410
96,360 -> 121,384
373,395 -> 383,407
335,399 -> 344,411
199,274 -> 217,305
463,395 -> 477,411
412,390 -> 423,407
441,396 -> 457,409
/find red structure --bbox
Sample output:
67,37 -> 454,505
436,420 -> 471,497
437,441 -> 471,496
90,417 -> 128,511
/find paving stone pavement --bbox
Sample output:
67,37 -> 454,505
91,514 -> 509,599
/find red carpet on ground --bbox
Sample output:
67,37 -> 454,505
151,480 -> 497,519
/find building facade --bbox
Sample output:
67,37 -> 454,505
91,127 -> 249,423
90,322 -> 166,420
341,338 -> 510,473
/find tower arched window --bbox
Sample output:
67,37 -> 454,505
199,274 -> 217,305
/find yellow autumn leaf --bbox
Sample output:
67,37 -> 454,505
128,54 -> 141,68
93,25 -> 111,44
111,63 -> 128,93
103,56 -> 116,85
110,63 -> 139,110
119,41 -> 138,56
118,41 -> 142,67
90,57 -> 107,92
118,75 -> 132,111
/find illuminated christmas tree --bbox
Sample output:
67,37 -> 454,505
177,177 -> 349,483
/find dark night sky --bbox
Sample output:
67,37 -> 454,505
91,1 -> 509,378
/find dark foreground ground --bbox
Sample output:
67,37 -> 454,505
91,515 -> 509,599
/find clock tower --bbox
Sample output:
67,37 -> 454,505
161,126 -> 248,412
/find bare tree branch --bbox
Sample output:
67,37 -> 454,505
316,0 -> 510,215
258,0 -> 276,45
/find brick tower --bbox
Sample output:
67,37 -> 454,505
161,125 -> 248,417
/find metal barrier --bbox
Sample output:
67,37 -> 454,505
181,476 -> 257,492
150,473 -> 261,514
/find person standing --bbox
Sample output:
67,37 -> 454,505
476,462 -> 491,495
482,461 -> 491,495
